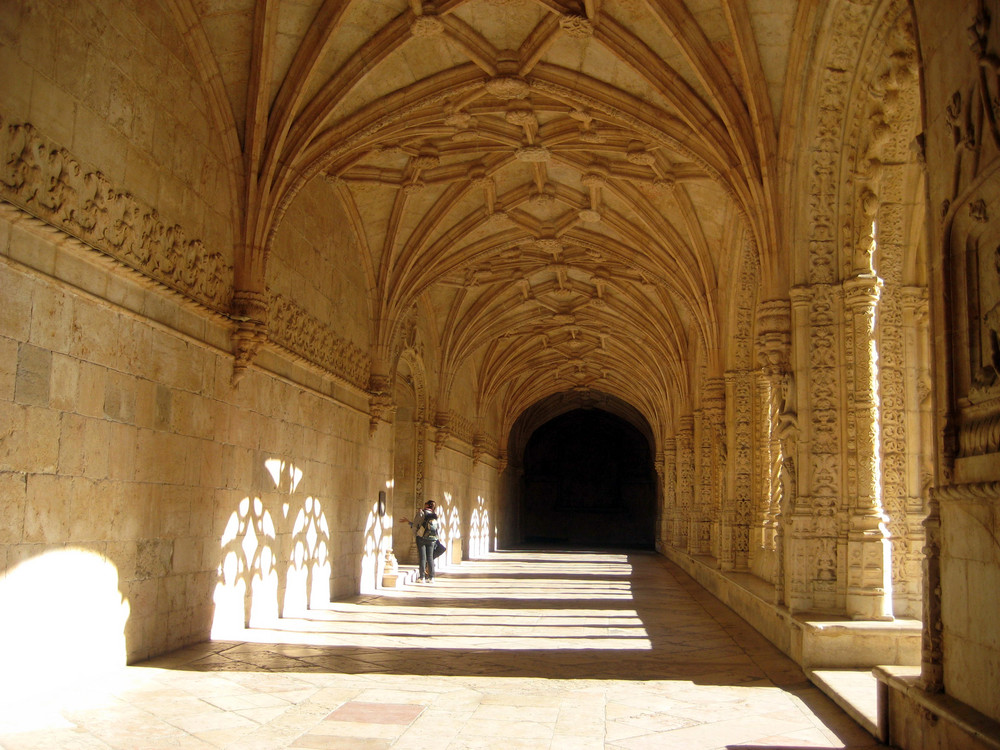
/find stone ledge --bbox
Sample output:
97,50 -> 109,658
664,548 -> 921,668
808,668 -> 880,738
875,665 -> 1000,750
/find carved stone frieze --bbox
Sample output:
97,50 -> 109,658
268,293 -> 371,389
0,116 -> 233,313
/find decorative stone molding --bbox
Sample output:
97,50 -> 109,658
268,293 -> 371,389
0,117 -> 232,313
724,370 -> 753,571
472,434 -> 487,466
756,299 -> 791,374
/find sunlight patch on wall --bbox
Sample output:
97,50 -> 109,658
286,495 -> 331,613
213,457 -> 335,637
470,495 -> 490,558
0,549 -> 129,689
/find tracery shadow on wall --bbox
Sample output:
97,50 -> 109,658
470,495 -> 491,557
212,457 -> 335,635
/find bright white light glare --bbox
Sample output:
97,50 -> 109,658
264,458 -> 283,488
264,458 -> 303,492
0,549 -> 130,691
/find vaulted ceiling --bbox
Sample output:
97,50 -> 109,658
181,0 -> 798,436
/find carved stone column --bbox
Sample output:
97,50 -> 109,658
675,416 -> 694,550
660,438 -> 677,551
900,288 -> 932,616
690,378 -> 725,559
723,370 -> 752,571
787,285 -> 823,614
754,299 -> 792,586
844,274 -> 893,620
690,407 -> 711,556
921,488 -> 943,692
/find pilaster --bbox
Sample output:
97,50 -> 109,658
675,415 -> 694,549
844,274 -> 893,620
659,438 -> 677,551
723,370 -> 752,571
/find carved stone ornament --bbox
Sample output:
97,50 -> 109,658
485,76 -> 530,100
368,391 -> 394,436
515,146 -> 551,162
411,14 -> 444,37
505,106 -> 537,128
231,290 -> 268,385
652,176 -> 676,193
0,117 -> 233,313
268,293 -> 371,389
580,171 -> 607,188
578,208 -> 601,223
559,14 -> 594,39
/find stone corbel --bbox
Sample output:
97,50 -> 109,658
230,290 -> 268,385
367,373 -> 393,436
472,434 -> 487,466
433,412 -> 451,455
368,393 -> 394,437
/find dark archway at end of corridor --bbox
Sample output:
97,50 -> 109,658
518,406 -> 657,550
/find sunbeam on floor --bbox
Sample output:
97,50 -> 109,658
0,551 -> 884,749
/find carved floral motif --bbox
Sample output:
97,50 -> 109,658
268,293 -> 371,389
0,117 -> 232,312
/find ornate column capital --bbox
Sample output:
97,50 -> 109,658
756,298 -> 792,374
843,273 -> 884,307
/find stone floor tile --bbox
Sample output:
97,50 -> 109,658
0,551 -> 884,750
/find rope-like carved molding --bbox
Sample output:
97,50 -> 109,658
958,411 -> 1000,458
0,116 -> 232,313
931,481 -> 1000,502
447,410 -> 477,445
268,293 -> 371,389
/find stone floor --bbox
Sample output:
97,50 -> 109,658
0,551 -> 884,749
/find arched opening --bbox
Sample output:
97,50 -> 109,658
518,408 -> 656,549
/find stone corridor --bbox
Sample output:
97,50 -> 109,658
0,552 -> 882,749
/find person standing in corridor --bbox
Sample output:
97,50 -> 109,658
399,500 -> 440,582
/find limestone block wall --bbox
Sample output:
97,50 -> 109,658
0,0 -> 238,280
916,0 -> 1000,725
426,441 -> 499,562
0,213 -> 393,671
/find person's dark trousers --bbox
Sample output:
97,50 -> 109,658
417,537 -> 437,580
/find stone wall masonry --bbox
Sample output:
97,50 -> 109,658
0,0 -> 237,274
0,210 -> 394,668
426,439 -> 500,564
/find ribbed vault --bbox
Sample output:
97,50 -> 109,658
171,0 -> 797,444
